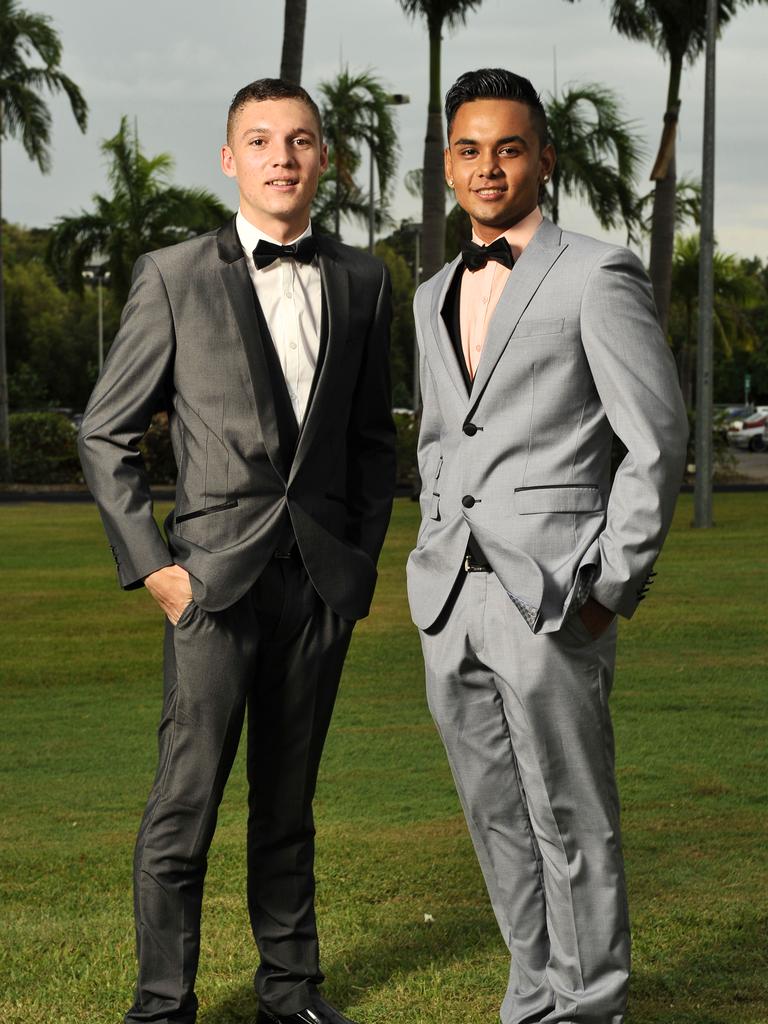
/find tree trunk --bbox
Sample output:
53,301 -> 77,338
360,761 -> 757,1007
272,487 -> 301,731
648,56 -> 682,336
0,100 -> 12,482
551,170 -> 560,225
420,26 -> 446,282
279,0 -> 307,85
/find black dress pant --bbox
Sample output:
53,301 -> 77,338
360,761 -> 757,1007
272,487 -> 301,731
124,557 -> 354,1024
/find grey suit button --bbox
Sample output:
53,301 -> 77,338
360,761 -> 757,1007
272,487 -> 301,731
462,495 -> 476,508
463,423 -> 478,436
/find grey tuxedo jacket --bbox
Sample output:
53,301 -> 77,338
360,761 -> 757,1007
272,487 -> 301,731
407,218 -> 688,634
78,219 -> 396,621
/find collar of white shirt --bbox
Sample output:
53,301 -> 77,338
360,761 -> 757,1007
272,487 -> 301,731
235,210 -> 315,271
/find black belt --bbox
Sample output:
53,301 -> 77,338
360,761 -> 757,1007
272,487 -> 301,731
464,536 -> 491,572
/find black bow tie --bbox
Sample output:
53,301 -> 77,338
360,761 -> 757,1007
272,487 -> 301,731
461,236 -> 514,272
252,235 -> 317,269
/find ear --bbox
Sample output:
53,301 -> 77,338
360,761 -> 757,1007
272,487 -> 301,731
540,143 -> 556,183
319,142 -> 329,175
220,144 -> 237,179
443,146 -> 453,188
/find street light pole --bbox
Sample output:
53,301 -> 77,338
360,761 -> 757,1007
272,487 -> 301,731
83,263 -> 110,377
368,108 -> 376,254
368,93 -> 410,254
412,225 -> 421,409
694,0 -> 718,528
97,273 -> 104,373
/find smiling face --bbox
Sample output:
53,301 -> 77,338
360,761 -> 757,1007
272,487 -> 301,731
444,98 -> 555,242
220,97 -> 328,241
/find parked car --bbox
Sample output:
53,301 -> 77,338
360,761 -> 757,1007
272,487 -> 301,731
728,412 -> 768,451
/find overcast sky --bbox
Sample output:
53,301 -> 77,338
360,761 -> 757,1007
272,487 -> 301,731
4,0 -> 767,261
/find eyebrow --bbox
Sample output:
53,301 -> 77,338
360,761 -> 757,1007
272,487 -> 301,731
241,126 -> 318,140
453,134 -> 528,148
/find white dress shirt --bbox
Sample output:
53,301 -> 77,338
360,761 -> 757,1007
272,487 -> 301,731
236,210 -> 322,426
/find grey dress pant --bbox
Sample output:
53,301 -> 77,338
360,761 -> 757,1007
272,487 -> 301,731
125,556 -> 353,1024
421,569 -> 629,1024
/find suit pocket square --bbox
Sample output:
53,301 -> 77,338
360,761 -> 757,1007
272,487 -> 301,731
514,485 -> 604,514
513,317 -> 565,339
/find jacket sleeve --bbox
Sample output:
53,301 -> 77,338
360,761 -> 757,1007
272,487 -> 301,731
580,245 -> 688,618
413,285 -> 443,522
344,263 -> 397,565
78,254 -> 176,589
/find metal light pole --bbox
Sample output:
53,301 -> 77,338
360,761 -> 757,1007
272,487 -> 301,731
368,93 -> 410,254
694,0 -> 718,528
83,264 -> 111,375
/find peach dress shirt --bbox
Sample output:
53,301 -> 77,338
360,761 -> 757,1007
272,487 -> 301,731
459,207 -> 543,379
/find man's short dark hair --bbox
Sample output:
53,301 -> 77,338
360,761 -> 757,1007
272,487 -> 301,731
227,78 -> 323,144
445,68 -> 549,147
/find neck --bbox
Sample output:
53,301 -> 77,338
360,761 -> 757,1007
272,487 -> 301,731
239,204 -> 310,244
471,205 -> 539,244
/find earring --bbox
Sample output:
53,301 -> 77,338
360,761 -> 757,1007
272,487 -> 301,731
543,175 -> 550,184
447,179 -> 454,188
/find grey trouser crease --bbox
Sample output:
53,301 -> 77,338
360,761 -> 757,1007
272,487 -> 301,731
125,558 -> 353,1024
421,570 -> 629,1024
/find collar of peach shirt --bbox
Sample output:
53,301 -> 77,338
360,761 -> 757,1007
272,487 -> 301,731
469,205 -> 543,261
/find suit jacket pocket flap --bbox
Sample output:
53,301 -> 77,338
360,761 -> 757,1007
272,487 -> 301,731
513,317 -> 565,339
514,485 -> 603,514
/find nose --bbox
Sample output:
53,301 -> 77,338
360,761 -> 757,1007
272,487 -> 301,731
477,149 -> 501,178
271,140 -> 296,166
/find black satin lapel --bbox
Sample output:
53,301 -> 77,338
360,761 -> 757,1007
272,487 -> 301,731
290,250 -> 349,478
218,258 -> 286,480
430,258 -> 470,405
216,216 -> 242,263
441,267 -> 472,394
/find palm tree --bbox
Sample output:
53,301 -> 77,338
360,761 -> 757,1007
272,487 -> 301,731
542,83 -> 644,239
603,0 -> 767,334
279,0 -> 307,85
670,234 -> 761,405
0,0 -> 87,481
396,0 -> 483,281
48,117 -> 230,305
311,157 -> 371,235
318,69 -> 399,241
634,174 -> 701,239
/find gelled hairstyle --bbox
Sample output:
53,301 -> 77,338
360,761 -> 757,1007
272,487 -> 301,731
445,68 -> 548,147
226,78 -> 323,145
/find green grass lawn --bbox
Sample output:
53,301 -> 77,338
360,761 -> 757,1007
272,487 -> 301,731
1,494 -> 766,1024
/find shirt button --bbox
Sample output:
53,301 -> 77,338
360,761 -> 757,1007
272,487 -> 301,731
463,423 -> 478,436
475,345 -> 481,352
289,342 -> 297,350
482,296 -> 489,304
462,495 -> 476,508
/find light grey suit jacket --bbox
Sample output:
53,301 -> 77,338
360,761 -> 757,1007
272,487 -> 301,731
79,219 -> 396,622
407,217 -> 688,633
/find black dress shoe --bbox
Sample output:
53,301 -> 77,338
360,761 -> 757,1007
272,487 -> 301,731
256,995 -> 359,1024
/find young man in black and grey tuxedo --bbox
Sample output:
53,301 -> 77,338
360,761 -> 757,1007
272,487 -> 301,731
79,79 -> 396,1024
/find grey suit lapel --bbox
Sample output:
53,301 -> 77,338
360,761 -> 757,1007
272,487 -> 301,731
289,238 -> 350,481
428,256 -> 469,407
468,218 -> 568,414
217,220 -> 287,480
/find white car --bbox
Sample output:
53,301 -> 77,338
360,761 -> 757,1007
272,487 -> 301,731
728,412 -> 768,451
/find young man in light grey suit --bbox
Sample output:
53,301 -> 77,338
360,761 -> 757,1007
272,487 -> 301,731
79,80 -> 396,1024
407,69 -> 688,1024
